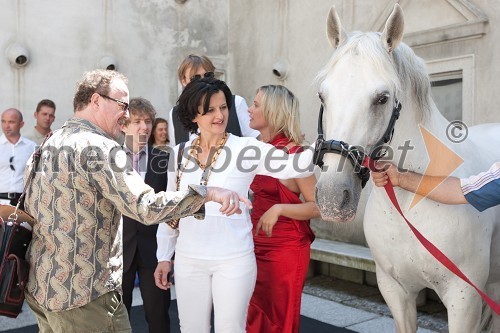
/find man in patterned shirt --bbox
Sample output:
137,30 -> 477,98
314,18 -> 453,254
23,69 -> 250,333
371,161 -> 500,212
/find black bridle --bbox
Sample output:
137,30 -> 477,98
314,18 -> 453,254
313,98 -> 402,188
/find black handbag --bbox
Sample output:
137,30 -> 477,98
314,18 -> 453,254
0,133 -> 49,318
0,205 -> 33,318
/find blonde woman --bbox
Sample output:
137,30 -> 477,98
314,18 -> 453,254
246,85 -> 320,333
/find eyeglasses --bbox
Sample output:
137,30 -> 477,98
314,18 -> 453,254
9,156 -> 14,171
190,71 -> 215,82
99,94 -> 129,112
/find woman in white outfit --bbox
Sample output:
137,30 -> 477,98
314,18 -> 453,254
155,78 -> 314,333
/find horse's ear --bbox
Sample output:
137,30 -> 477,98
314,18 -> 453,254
326,5 -> 346,49
381,4 -> 405,53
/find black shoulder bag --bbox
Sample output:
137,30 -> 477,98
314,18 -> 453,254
0,134 -> 50,318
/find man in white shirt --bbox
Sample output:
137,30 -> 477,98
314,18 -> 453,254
0,108 -> 36,207
25,99 -> 56,145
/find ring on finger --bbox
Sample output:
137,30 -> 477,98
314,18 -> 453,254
229,199 -> 235,205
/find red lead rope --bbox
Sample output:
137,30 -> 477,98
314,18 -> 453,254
363,157 -> 500,314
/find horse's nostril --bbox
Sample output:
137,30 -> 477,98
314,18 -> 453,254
340,190 -> 350,209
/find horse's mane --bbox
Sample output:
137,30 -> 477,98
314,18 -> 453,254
317,31 -> 432,122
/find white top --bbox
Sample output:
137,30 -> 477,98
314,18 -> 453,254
156,134 -> 314,261
167,95 -> 260,146
24,127 -> 46,145
0,134 -> 37,193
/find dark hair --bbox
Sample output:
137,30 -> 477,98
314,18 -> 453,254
36,99 -> 56,113
176,77 -> 232,134
73,69 -> 127,112
149,117 -> 169,145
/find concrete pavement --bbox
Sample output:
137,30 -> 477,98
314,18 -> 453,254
0,277 -> 446,332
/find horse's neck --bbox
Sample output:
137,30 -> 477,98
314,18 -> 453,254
389,100 -> 451,170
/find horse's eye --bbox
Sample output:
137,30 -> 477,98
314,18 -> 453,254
376,95 -> 389,105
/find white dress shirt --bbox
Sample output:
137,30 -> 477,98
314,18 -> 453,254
0,134 -> 36,193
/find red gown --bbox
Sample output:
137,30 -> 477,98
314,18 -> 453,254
246,133 -> 315,333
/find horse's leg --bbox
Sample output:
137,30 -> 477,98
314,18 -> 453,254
486,282 -> 500,332
486,221 -> 500,332
376,268 -> 418,333
441,283 -> 482,333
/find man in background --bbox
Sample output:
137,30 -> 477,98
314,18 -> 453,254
168,54 -> 260,145
25,99 -> 56,145
121,97 -> 171,333
0,108 -> 36,207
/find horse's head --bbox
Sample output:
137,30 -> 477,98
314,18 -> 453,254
315,4 -> 413,222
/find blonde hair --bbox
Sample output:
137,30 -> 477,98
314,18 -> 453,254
177,54 -> 216,82
258,85 -> 303,144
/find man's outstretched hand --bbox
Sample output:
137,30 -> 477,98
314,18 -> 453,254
206,187 -> 252,215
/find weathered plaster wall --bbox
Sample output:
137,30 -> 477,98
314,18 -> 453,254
410,0 -> 500,124
0,0 -> 230,130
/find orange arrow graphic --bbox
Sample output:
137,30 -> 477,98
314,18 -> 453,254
409,126 -> 464,209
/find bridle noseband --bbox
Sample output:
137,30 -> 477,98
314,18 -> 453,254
313,98 -> 402,188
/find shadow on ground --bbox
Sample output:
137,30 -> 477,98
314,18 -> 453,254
304,275 -> 448,332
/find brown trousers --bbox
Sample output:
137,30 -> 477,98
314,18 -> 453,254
26,291 -> 132,333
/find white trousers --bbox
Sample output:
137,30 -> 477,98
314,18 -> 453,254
174,252 -> 257,333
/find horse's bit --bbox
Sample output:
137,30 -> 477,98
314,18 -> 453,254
313,96 -> 402,188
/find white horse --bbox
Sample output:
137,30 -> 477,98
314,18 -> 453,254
314,4 -> 500,332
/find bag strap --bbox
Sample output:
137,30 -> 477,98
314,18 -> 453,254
12,133 -> 52,223
175,142 -> 187,191
166,142 -> 188,230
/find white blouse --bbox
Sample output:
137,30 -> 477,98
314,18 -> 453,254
156,134 -> 314,261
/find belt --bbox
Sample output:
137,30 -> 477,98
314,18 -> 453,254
0,192 -> 22,199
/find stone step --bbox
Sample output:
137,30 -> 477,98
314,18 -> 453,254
310,238 -> 376,273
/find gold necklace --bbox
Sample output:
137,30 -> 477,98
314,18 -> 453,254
190,132 -> 228,170
176,132 -> 228,187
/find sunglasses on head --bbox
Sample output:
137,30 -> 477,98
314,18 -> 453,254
190,72 -> 215,82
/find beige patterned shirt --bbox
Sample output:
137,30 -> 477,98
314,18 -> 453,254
24,117 -> 206,311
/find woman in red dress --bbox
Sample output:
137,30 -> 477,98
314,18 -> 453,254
246,85 -> 320,333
